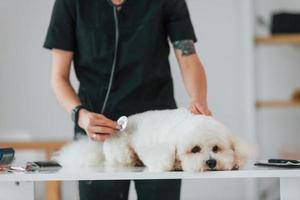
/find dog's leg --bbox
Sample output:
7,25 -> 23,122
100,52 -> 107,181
137,144 -> 176,172
103,133 -> 136,167
56,138 -> 105,168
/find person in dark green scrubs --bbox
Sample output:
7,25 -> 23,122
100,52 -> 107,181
44,0 -> 212,199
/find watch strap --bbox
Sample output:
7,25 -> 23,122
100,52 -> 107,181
71,105 -> 85,125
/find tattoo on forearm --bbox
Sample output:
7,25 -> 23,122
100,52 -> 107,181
173,40 -> 196,56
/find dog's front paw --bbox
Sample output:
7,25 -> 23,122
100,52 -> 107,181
147,165 -> 171,172
146,161 -> 174,172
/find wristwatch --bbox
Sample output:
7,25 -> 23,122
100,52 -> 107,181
71,105 -> 85,125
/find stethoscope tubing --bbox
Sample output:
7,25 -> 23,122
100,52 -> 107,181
101,0 -> 128,114
100,6 -> 119,114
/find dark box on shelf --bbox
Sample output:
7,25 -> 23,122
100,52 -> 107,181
271,13 -> 300,34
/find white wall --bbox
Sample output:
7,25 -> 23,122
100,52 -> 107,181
255,1 -> 300,200
255,0 -> 300,159
0,0 -> 75,138
0,0 -> 254,199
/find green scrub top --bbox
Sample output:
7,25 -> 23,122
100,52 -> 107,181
44,0 -> 197,122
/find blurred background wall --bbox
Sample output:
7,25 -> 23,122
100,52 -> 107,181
255,1 -> 300,199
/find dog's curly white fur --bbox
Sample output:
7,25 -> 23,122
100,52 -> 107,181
57,108 -> 252,172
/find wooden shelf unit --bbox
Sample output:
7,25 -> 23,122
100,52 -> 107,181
0,141 -> 68,151
256,100 -> 300,108
255,34 -> 300,44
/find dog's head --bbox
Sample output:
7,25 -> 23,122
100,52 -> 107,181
174,115 -> 252,172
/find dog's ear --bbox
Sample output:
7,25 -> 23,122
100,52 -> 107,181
228,134 -> 255,169
173,145 -> 182,171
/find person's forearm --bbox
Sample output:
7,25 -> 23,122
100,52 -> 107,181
51,75 -> 81,114
178,54 -> 208,103
51,49 -> 81,114
50,49 -> 118,141
173,41 -> 211,115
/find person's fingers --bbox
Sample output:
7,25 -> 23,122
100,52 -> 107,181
94,114 -> 119,129
189,104 -> 198,114
91,119 -> 120,130
190,104 -> 203,115
86,130 -> 95,137
191,103 -> 212,116
195,105 -> 209,115
195,104 -> 203,113
89,133 -> 110,142
92,134 -> 110,142
199,107 -> 211,116
190,107 -> 198,114
88,126 -> 118,135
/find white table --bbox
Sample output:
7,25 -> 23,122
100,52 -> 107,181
0,167 -> 300,200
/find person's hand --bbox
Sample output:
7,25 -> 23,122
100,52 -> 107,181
189,98 -> 212,116
78,109 -> 120,142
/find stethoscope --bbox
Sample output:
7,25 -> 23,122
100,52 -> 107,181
102,0 -> 128,132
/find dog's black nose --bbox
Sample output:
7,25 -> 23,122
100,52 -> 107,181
206,159 -> 217,169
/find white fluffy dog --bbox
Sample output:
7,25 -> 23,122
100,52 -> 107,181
57,108 -> 251,172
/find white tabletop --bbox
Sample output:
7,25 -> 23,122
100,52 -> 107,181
1,167 -> 300,182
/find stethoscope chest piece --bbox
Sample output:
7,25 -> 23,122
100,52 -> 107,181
117,116 -> 128,132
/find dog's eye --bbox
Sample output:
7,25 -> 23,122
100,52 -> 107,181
212,145 -> 220,153
191,146 -> 201,153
